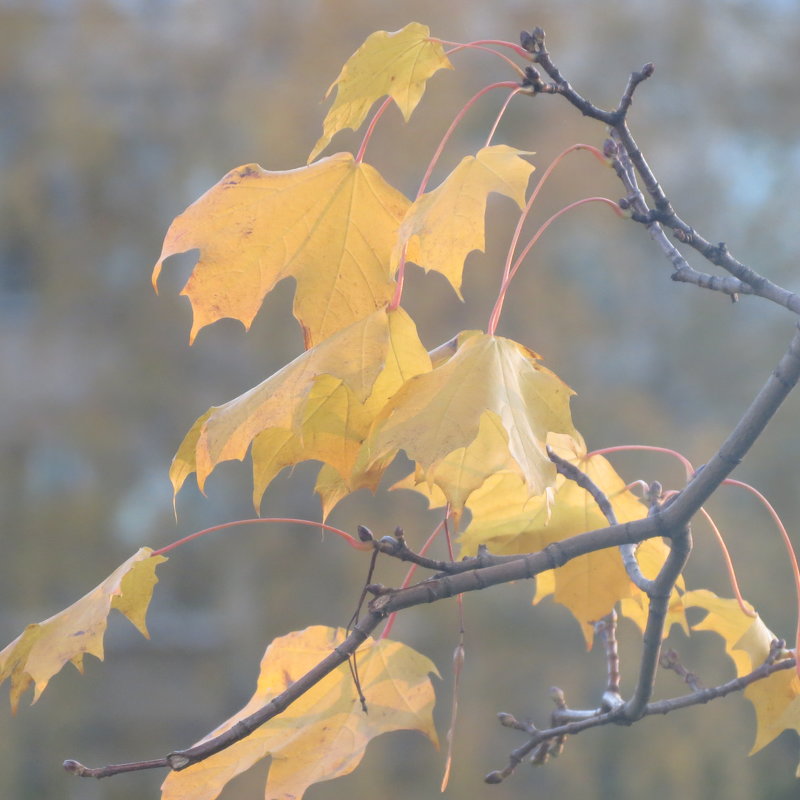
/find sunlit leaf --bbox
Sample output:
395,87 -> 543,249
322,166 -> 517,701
401,146 -> 535,296
746,667 -> 800,770
395,411 -> 521,515
683,589 -> 799,767
682,589 -> 769,677
153,154 -> 409,348
309,22 -> 452,162
369,332 -> 576,510
0,549 -> 166,712
161,626 -> 439,800
458,438 -> 659,644
171,308 -> 431,510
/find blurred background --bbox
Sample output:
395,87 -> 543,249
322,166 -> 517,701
2,0 -> 800,798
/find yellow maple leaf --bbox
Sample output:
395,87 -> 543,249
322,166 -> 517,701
161,626 -> 439,800
152,154 -> 409,348
309,22 -> 453,162
401,146 -> 536,296
389,411 -> 522,518
368,331 -> 576,510
746,668 -> 800,772
307,300 -> 431,517
314,456 -> 394,520
0,548 -> 166,712
682,589 -> 769,677
171,307 -> 431,509
409,411 -> 522,513
457,440 -> 667,645
683,589 -> 799,769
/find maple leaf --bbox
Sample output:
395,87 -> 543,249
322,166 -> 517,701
399,410 -> 523,514
395,435 -> 685,642
0,548 -> 166,712
160,626 -> 439,800
400,145 -> 536,296
309,22 -> 453,162
369,331 -> 576,511
455,436 -> 684,644
682,589 -> 771,676
314,457 -> 394,520
152,154 -> 409,348
171,307 -> 431,510
683,589 -> 799,771
746,668 -> 800,775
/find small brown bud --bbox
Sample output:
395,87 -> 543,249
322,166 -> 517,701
357,525 -> 374,542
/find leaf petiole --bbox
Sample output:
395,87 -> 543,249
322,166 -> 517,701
489,194 -> 622,334
432,37 -> 533,66
151,517 -> 369,557
487,143 -> 606,334
390,80 -> 521,311
724,479 -> 800,674
355,97 -> 394,164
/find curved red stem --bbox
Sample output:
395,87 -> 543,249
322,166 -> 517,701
724,479 -> 800,673
151,517 -> 368,557
355,97 -> 394,164
433,37 -> 532,63
489,195 -> 621,334
390,80 -> 519,311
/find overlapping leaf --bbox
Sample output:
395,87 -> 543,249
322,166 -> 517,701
0,548 -> 166,712
683,590 -> 769,676
152,154 -> 409,348
448,436 -> 685,644
309,22 -> 452,162
161,626 -> 439,800
171,307 -> 431,510
400,145 -> 536,296
369,331 -> 576,512
683,589 -> 799,772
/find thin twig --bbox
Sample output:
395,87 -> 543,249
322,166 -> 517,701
523,29 -> 800,314
595,610 -> 622,702
660,648 -> 703,692
547,446 -> 653,592
485,647 -> 794,784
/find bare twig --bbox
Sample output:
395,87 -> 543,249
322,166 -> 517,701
595,610 -> 622,701
485,648 -> 795,784
663,326 -> 800,525
547,446 -> 616,523
660,648 -> 703,692
523,27 -> 800,314
547,445 -> 653,592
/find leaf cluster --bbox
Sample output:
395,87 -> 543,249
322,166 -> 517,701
2,20 -> 800,800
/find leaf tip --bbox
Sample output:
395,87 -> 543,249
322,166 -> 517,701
151,261 -> 163,295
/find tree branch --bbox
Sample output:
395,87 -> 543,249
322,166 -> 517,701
523,27 -> 800,315
547,444 -> 653,592
485,648 -> 795,784
65,315 -> 800,779
65,26 -> 800,787
621,526 -> 691,721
